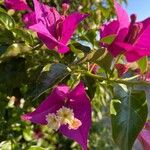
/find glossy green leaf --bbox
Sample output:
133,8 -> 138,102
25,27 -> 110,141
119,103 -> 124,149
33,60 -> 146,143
23,129 -> 33,141
97,51 -> 113,72
0,11 -> 15,29
28,146 -> 45,150
137,56 -> 148,74
0,141 -> 11,150
12,29 -> 34,46
111,84 -> 148,150
86,29 -> 97,43
71,42 -> 91,53
100,34 -> 116,45
31,63 -> 71,99
1,43 -> 31,58
110,99 -> 121,115
82,75 -> 97,99
87,48 -> 107,63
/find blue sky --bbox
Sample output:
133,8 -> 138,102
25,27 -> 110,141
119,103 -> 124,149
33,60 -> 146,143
123,0 -> 150,21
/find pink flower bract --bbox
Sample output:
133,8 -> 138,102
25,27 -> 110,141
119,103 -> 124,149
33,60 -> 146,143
4,0 -> 31,11
138,122 -> 150,150
115,63 -> 129,77
25,0 -> 88,54
21,82 -> 91,150
100,0 -> 150,62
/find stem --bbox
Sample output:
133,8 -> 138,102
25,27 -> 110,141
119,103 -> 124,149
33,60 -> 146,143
84,71 -> 150,86
71,54 -> 88,65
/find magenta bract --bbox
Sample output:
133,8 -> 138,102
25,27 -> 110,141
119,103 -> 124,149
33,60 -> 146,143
138,122 -> 150,150
115,63 -> 129,77
24,0 -> 88,54
100,0 -> 150,62
21,82 -> 91,150
4,0 -> 31,11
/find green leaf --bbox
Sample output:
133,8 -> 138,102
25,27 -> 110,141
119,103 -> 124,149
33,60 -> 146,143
110,99 -> 121,115
87,48 -> 107,63
30,63 -> 71,99
100,34 -> 116,45
82,75 -> 97,99
0,45 -> 9,55
0,141 -> 11,150
23,129 -> 33,141
12,29 -> 34,46
137,56 -> 148,74
97,51 -> 113,72
0,29 -> 14,45
86,29 -> 97,43
0,7 -> 7,13
111,84 -> 148,150
0,11 -> 15,29
80,29 -> 97,44
28,146 -> 45,150
0,57 -> 27,88
1,43 -> 31,58
71,42 -> 91,53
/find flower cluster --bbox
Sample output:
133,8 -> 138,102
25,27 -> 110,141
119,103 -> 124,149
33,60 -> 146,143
46,106 -> 82,131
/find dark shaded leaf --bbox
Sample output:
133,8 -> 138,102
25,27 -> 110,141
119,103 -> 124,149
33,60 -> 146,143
111,84 -> 148,150
0,57 -> 27,88
0,45 -> 9,55
97,52 -> 113,72
87,48 -> 106,63
0,29 -> 14,45
31,63 -> 70,99
82,76 -> 97,99
72,42 -> 91,53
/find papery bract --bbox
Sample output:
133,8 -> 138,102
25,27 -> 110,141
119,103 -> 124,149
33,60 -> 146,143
100,0 -> 150,62
115,63 -> 129,77
21,82 -> 91,150
23,12 -> 36,27
138,122 -> 150,150
134,61 -> 150,82
25,0 -> 88,54
89,63 -> 99,74
4,0 -> 31,11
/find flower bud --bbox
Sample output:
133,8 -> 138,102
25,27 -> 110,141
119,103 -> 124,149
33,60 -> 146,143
130,14 -> 137,23
62,3 -> 70,13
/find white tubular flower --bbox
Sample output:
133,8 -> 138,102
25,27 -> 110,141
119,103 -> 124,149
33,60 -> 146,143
56,106 -> 74,125
46,113 -> 61,131
68,118 -> 82,130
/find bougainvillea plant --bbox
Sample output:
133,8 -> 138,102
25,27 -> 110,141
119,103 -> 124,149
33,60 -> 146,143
22,82 -> 91,150
0,0 -> 150,149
